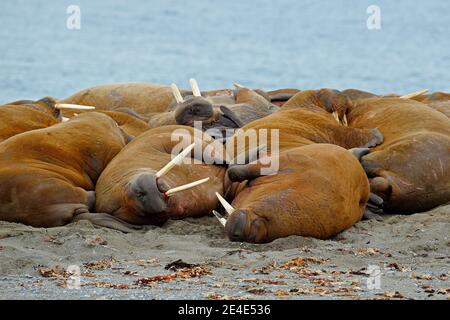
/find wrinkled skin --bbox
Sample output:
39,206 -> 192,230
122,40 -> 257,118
223,144 -> 369,243
148,87 -> 277,132
59,83 -> 176,117
348,97 -> 450,213
0,113 -> 132,228
0,97 -> 61,142
95,125 -> 228,225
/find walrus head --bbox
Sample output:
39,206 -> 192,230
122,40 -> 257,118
315,89 -> 353,125
113,142 -> 212,224
124,172 -> 169,220
172,81 -> 243,134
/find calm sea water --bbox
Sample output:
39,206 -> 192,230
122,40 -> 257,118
0,0 -> 449,103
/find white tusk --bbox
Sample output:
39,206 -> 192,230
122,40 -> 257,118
55,103 -> 96,110
212,210 -> 227,227
165,177 -> 210,197
171,83 -> 184,103
156,142 -> 195,178
332,111 -> 340,123
62,116 -> 70,122
400,89 -> 428,99
189,78 -> 202,97
342,114 -> 348,126
215,192 -> 235,216
233,82 -> 247,89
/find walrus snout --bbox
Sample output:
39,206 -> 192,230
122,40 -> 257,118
174,97 -> 214,125
127,173 -> 168,216
226,210 -> 268,243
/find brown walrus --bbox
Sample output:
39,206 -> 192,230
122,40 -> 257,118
213,144 -> 370,243
148,81 -> 277,130
347,97 -> 450,213
58,83 -> 176,117
95,125 -> 228,225
0,112 -> 137,231
228,106 -> 383,157
281,88 -> 354,126
0,97 -> 61,142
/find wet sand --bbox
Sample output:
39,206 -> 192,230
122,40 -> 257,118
0,205 -> 448,300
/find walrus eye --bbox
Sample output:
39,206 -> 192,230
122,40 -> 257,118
137,191 -> 146,199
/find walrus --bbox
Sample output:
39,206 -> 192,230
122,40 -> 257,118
0,97 -> 95,143
347,97 -> 450,213
281,88 -> 354,126
211,144 -> 370,243
95,125 -> 228,225
148,80 -> 277,130
58,83 -> 176,117
0,98 -> 61,142
228,106 -> 384,157
0,112 -> 137,231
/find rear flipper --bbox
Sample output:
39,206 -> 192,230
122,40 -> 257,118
72,212 -> 143,233
363,193 -> 384,221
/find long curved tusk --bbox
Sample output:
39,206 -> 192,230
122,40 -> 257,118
189,78 -> 202,97
55,103 -> 96,110
332,111 -> 340,123
156,142 -> 196,178
171,83 -> 184,103
400,89 -> 428,99
165,177 -> 210,197
215,192 -> 235,216
342,114 -> 348,126
212,210 -> 227,227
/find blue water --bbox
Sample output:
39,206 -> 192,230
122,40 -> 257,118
0,0 -> 449,103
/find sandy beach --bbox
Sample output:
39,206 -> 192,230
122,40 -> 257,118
0,204 -> 448,300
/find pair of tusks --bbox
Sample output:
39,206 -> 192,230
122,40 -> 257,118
213,192 -> 235,227
171,78 -> 202,103
332,111 -> 348,126
154,142 -> 210,197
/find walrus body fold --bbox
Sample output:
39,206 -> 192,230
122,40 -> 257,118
0,112 -> 134,230
222,144 -> 369,243
95,125 -> 227,225
348,97 -> 450,213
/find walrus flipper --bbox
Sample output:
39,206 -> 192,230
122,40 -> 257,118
340,127 -> 384,149
73,213 -> 143,233
363,193 -> 384,221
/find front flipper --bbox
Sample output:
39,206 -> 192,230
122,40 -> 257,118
72,212 -> 143,233
339,127 -> 384,149
363,193 -> 384,221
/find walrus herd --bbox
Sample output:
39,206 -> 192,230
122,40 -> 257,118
0,80 -> 448,243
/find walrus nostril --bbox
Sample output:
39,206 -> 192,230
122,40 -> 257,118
227,211 -> 247,242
